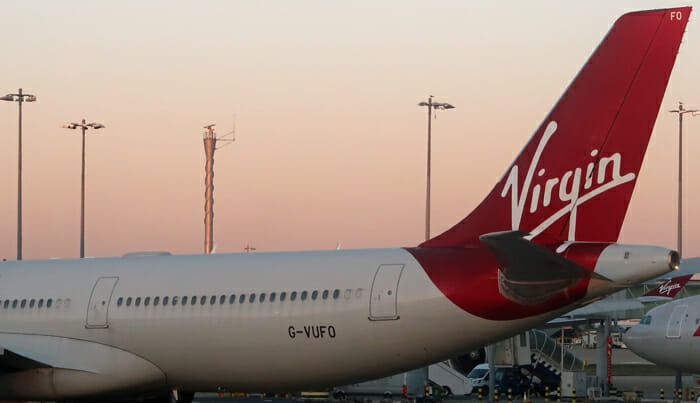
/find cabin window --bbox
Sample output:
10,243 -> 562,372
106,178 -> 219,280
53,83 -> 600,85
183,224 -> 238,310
144,297 -> 151,306
311,290 -> 318,300
220,295 -> 226,305
259,293 -> 266,303
270,292 -> 277,302
20,299 -> 26,308
322,290 -> 329,300
3,300 -> 8,309
333,289 -> 340,299
126,297 -> 133,307
239,294 -> 246,304
249,294 -> 256,303
301,291 -> 308,301
280,292 -> 287,302
290,291 -> 297,301
355,289 -> 363,298
229,294 -> 236,304
182,296 -> 188,305
191,296 -> 197,306
344,289 -> 352,299
210,295 -> 216,305
201,296 -> 207,305
163,296 -> 169,306
117,297 -> 124,307
172,296 -> 179,305
38,299 -> 44,308
47,299 -> 53,308
29,299 -> 35,308
135,297 -> 141,307
154,296 -> 160,306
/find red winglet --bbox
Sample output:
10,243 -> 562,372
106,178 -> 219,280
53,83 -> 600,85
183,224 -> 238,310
422,8 -> 691,247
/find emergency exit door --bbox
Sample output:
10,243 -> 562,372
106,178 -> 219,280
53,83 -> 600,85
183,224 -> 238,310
369,264 -> 404,321
86,276 -> 119,329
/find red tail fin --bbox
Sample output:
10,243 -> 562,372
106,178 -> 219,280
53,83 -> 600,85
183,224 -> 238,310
423,8 -> 691,247
643,274 -> 693,298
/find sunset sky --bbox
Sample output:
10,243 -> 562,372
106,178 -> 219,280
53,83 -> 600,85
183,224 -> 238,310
0,1 -> 698,260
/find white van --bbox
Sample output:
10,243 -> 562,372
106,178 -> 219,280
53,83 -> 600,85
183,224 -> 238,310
467,364 -> 525,394
467,364 -> 490,391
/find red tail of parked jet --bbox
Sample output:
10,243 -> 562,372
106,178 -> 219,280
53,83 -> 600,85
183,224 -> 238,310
643,274 -> 693,299
423,8 -> 691,247
409,8 -> 688,320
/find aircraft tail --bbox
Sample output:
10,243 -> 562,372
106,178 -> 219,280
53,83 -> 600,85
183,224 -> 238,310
642,274 -> 693,299
422,8 -> 691,247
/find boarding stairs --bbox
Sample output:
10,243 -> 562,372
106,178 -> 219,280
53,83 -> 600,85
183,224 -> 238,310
527,329 -> 585,384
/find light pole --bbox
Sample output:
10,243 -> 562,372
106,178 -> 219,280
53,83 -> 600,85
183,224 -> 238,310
418,96 -> 455,241
62,119 -> 105,258
668,102 -> 699,397
669,102 -> 699,259
1,88 -> 37,261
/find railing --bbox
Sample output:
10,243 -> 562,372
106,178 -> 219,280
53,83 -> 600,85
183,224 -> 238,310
529,329 -> 585,372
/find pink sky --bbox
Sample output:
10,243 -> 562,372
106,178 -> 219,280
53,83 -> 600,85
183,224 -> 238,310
0,1 -> 698,260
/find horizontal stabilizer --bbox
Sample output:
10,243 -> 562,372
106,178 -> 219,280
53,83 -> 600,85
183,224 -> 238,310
479,231 -> 610,305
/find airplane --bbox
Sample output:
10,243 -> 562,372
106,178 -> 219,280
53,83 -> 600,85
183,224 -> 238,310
623,294 -> 700,374
0,7 -> 690,403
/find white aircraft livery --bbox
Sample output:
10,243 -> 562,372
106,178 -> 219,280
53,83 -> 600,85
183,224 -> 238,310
623,294 -> 700,373
0,7 -> 691,403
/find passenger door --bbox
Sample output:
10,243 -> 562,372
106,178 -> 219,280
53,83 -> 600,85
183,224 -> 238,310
666,304 -> 687,339
369,264 -> 404,321
86,277 -> 119,329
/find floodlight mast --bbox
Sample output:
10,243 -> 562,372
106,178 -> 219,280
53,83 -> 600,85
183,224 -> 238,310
418,96 -> 455,241
669,102 -> 699,259
1,88 -> 36,260
668,100 -> 699,403
62,119 -> 106,258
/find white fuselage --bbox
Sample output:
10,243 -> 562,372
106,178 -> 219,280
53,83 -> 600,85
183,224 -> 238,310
0,249 -> 551,399
0,243 -> 677,400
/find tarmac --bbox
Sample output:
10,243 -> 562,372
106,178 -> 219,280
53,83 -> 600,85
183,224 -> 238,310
193,346 -> 700,403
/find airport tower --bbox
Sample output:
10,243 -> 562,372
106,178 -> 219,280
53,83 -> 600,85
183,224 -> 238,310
203,124 -> 217,254
202,123 -> 235,254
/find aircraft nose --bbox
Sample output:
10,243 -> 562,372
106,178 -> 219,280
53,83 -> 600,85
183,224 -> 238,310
622,322 -> 645,351
621,326 -> 635,348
